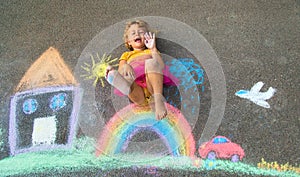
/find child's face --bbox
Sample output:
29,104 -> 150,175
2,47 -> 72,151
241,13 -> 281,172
126,24 -> 147,50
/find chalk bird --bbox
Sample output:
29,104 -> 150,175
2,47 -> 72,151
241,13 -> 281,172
235,81 -> 276,108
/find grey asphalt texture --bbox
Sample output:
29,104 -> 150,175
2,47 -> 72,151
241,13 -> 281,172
0,0 -> 299,176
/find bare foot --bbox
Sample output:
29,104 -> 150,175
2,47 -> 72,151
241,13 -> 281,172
152,94 -> 167,120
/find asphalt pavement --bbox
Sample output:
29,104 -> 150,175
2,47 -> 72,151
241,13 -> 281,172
0,0 -> 299,172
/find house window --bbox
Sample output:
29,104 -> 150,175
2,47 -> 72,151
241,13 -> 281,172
50,93 -> 67,111
23,99 -> 38,114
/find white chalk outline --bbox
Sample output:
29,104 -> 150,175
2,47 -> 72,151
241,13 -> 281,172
75,16 -> 226,159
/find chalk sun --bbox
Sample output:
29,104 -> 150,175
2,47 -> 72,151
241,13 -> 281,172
81,53 -> 118,87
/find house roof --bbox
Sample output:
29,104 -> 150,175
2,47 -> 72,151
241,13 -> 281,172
15,47 -> 78,92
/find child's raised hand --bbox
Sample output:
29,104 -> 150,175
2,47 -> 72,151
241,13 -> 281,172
144,32 -> 156,50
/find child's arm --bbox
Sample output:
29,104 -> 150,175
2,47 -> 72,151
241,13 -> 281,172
118,60 -> 127,73
150,48 -> 165,69
118,59 -> 135,80
144,32 -> 165,68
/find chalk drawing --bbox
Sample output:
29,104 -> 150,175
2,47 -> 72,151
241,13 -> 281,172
9,47 -> 81,155
22,98 -> 38,114
14,48 -> 77,92
96,103 -> 195,157
32,116 -> 57,146
258,158 -> 300,174
165,58 -> 204,111
204,159 -> 217,170
167,58 -> 204,92
198,136 -> 245,162
235,81 -> 276,108
192,157 -> 203,168
0,128 -> 4,152
50,93 -> 67,111
144,166 -> 160,176
74,16 -> 227,148
81,53 -> 118,87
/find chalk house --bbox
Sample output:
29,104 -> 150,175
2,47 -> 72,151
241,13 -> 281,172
9,47 -> 81,155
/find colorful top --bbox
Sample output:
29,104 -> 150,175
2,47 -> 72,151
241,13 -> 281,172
119,49 -> 153,63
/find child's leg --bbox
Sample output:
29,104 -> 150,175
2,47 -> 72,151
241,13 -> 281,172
128,83 -> 146,105
106,70 -> 131,95
106,69 -> 146,105
145,59 -> 167,120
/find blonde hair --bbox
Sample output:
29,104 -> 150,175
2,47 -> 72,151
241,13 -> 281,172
123,20 -> 150,51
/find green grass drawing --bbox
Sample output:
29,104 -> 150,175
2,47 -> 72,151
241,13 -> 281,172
0,137 -> 298,177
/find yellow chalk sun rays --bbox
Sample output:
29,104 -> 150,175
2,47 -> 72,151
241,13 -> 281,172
81,53 -> 118,87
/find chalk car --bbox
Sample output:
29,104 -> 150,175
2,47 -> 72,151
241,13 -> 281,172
198,136 -> 245,162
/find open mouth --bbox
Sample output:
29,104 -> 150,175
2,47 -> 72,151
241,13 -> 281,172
134,37 -> 142,43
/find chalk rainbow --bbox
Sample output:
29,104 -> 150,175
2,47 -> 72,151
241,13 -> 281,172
96,103 -> 196,157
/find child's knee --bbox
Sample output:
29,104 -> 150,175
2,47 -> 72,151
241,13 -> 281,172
146,59 -> 163,72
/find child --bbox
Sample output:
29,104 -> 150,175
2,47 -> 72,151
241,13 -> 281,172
106,20 -> 178,120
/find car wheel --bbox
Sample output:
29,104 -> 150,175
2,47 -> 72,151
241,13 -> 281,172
231,154 -> 240,162
207,151 -> 216,160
